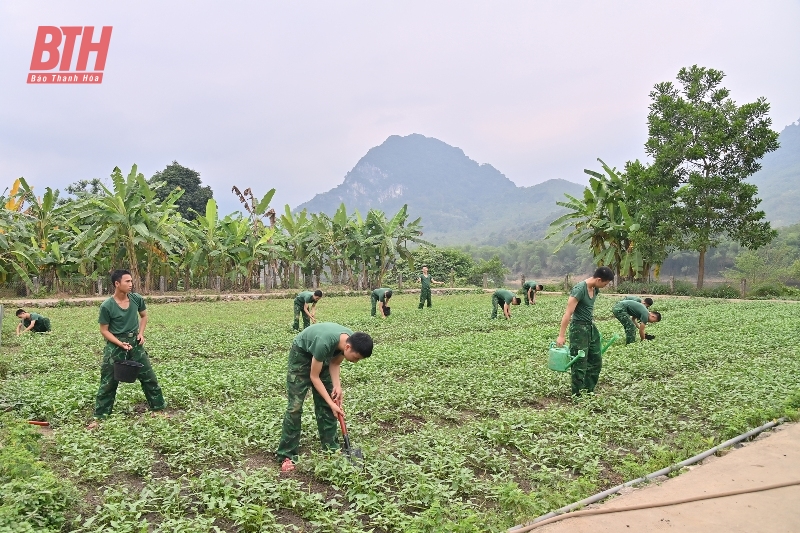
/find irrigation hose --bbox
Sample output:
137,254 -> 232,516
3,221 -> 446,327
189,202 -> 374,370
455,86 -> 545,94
509,479 -> 800,531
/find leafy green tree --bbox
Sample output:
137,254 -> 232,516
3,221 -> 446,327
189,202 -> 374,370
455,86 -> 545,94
646,65 -> 780,288
468,255 -> 509,287
150,161 -> 213,221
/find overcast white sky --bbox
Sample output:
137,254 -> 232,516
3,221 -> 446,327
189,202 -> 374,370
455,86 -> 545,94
1,1 -> 798,215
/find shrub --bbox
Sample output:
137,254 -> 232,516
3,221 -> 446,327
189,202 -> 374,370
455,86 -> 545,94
699,284 -> 741,299
750,282 -> 788,298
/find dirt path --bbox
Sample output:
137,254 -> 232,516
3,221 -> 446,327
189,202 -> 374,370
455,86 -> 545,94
532,422 -> 800,532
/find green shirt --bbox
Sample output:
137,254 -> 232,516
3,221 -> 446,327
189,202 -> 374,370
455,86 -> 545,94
569,281 -> 599,323
522,281 -> 538,291
99,293 -> 146,335
613,299 -> 650,323
623,295 -> 642,303
296,291 -> 315,305
494,289 -> 515,305
293,323 -> 354,366
372,288 -> 390,302
22,313 -> 50,332
22,312 -> 44,327
420,274 -> 432,290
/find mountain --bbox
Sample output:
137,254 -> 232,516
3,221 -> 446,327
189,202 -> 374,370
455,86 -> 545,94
295,134 -> 585,244
749,120 -> 800,227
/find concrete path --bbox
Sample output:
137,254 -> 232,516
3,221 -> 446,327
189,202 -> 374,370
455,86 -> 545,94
535,422 -> 800,532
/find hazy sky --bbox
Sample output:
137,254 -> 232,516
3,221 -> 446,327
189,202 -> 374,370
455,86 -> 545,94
2,1 -> 799,215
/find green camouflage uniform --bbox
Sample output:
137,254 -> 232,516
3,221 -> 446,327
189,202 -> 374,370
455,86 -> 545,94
522,281 -> 538,305
623,295 -> 642,303
22,312 -> 51,332
371,288 -> 390,317
418,274 -> 433,309
568,281 -> 602,395
94,293 -> 165,418
491,289 -> 515,319
293,291 -> 316,330
613,299 -> 650,344
276,323 -> 353,462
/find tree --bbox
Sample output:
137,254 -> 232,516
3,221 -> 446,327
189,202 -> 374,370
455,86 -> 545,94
150,161 -> 213,221
548,160 -> 645,280
646,65 -> 780,288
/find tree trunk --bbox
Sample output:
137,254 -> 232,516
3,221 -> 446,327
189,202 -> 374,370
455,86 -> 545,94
697,247 -> 706,289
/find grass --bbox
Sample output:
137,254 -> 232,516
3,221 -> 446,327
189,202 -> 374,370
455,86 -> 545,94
1,292 -> 799,532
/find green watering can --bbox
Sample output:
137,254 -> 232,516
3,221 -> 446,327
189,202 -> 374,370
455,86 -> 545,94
547,333 -> 621,372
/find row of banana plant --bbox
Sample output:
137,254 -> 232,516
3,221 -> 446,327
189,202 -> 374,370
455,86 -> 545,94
0,165 -> 428,294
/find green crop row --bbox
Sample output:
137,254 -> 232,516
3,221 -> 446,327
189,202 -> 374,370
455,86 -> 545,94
1,292 -> 799,531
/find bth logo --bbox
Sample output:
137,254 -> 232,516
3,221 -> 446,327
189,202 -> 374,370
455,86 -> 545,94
28,26 -> 112,84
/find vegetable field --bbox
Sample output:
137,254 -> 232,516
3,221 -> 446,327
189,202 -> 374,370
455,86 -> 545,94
2,292 -> 799,532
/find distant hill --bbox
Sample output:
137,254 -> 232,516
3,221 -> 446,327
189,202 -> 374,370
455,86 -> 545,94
295,134 -> 585,245
749,120 -> 800,227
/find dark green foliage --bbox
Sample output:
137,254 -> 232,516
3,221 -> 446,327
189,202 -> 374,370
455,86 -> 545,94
150,161 -> 214,221
396,246 -> 475,283
468,255 -> 509,287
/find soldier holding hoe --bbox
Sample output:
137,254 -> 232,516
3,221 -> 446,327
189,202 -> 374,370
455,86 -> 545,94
276,323 -> 374,472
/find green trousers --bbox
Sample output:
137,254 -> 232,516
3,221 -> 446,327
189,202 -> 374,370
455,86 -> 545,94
569,321 -> 602,396
613,308 -> 638,344
491,294 -> 504,318
418,288 -> 432,309
293,299 -> 310,331
94,334 -> 166,418
276,346 -> 339,462
371,295 -> 380,317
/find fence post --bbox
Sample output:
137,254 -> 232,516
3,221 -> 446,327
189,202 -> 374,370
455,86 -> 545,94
216,276 -> 221,293
97,278 -> 103,295
398,272 -> 403,290
670,276 -> 675,293
564,274 -> 570,292
159,276 -> 165,294
32,276 -> 40,294
450,269 -> 455,288
260,268 -> 266,291
482,273 -> 488,289
741,278 -> 746,297
520,274 -> 525,290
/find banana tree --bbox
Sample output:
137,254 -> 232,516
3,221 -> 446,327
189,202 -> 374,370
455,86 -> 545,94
548,159 -> 644,279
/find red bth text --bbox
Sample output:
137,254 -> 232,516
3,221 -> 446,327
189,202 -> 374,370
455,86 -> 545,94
27,26 -> 112,84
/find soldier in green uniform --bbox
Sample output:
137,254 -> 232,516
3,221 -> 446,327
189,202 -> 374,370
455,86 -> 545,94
417,265 -> 443,309
293,289 -> 322,330
556,266 -> 615,396
613,298 -> 661,344
623,295 -> 654,307
371,288 -> 392,318
87,269 -> 166,429
491,289 -> 521,319
15,309 -> 51,334
276,322 -> 374,472
521,281 -> 544,305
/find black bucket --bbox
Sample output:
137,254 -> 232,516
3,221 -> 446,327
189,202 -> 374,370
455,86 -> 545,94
384,306 -> 391,316
114,360 -> 144,383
